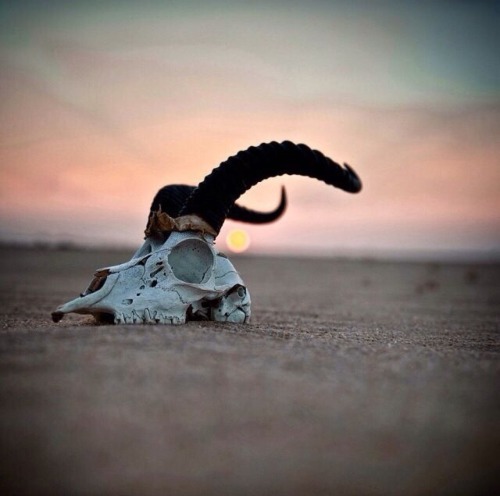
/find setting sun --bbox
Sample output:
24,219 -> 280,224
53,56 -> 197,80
226,229 -> 251,253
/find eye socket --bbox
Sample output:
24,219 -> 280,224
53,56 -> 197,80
167,239 -> 214,284
80,274 -> 107,297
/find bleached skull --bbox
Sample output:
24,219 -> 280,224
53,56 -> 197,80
52,141 -> 362,325
52,231 -> 251,324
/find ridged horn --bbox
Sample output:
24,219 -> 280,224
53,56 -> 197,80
149,184 -> 287,225
179,141 -> 362,235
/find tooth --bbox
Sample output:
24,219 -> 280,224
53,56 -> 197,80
123,313 -> 133,324
114,313 -> 123,324
144,309 -> 153,324
132,310 -> 143,323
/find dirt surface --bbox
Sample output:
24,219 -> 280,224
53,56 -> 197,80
1,246 -> 499,495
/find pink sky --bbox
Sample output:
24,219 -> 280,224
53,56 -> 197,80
1,1 -> 499,259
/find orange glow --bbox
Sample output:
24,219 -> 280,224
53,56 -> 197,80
226,229 -> 250,253
0,3 -> 499,256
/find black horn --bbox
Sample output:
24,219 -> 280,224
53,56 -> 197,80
179,141 -> 362,235
149,184 -> 287,226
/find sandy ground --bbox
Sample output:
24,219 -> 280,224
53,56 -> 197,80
0,245 -> 499,496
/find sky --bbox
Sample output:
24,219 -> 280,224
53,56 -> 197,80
1,0 -> 499,259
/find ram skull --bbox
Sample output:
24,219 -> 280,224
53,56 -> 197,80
52,141 -> 361,325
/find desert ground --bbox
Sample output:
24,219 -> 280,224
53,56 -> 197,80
0,245 -> 499,495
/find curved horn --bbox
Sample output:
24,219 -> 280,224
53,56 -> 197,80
179,141 -> 362,235
228,185 -> 286,224
149,184 -> 193,219
149,184 -> 287,225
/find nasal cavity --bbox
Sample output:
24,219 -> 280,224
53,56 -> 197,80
80,274 -> 107,297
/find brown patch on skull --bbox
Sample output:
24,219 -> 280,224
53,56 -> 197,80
145,209 -> 177,238
145,209 -> 217,238
175,215 -> 217,236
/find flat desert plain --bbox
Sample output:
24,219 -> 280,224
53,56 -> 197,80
0,246 -> 499,495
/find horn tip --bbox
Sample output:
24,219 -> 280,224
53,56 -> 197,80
343,163 -> 363,193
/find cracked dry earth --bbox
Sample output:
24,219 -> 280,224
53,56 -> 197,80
0,246 -> 499,496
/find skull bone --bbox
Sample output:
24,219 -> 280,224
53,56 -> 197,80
52,231 -> 251,324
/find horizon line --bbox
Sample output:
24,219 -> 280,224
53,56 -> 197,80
2,238 -> 499,265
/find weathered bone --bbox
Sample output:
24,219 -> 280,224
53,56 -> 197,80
52,232 -> 250,325
52,141 -> 361,325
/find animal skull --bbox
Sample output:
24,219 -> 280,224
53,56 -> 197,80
52,231 -> 251,324
52,141 -> 362,325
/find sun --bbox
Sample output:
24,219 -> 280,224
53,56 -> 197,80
226,229 -> 250,253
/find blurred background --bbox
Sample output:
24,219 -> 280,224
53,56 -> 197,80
1,0 -> 499,260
